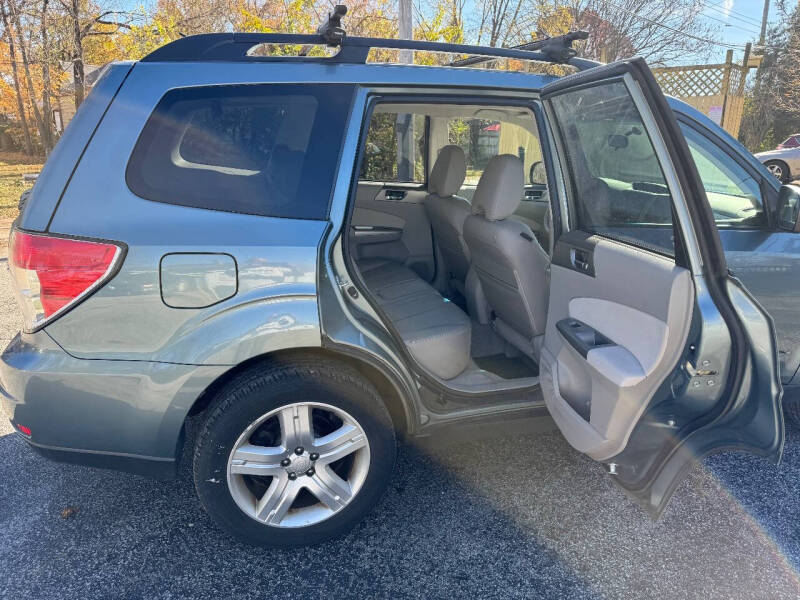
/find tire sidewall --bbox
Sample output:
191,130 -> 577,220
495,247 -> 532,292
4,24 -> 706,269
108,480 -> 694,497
766,160 -> 790,184
194,363 -> 396,546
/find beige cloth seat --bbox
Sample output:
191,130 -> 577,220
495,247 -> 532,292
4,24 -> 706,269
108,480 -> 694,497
358,258 -> 471,380
423,145 -> 470,295
462,154 -> 550,360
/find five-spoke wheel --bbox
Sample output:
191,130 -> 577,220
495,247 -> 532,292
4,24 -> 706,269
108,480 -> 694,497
227,402 -> 370,528
765,160 -> 790,184
193,358 -> 396,546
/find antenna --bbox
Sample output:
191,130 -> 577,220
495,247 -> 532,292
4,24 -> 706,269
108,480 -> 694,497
317,5 -> 348,46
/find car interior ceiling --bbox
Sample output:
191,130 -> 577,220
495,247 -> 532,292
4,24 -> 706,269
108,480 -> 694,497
348,102 -> 553,392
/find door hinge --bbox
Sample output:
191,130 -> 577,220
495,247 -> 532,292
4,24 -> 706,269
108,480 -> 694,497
684,360 -> 717,378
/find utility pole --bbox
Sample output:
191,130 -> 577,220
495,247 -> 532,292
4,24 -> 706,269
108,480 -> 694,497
759,0 -> 770,46
396,0 -> 415,181
398,0 -> 413,64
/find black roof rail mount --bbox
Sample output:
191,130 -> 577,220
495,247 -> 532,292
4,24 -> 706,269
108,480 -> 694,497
541,30 -> 589,63
317,5 -> 347,46
141,5 -> 599,71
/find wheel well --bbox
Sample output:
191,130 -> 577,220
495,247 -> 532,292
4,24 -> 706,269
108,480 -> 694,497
766,159 -> 790,175
184,347 -> 412,437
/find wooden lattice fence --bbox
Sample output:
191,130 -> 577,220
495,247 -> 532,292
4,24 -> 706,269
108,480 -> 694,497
652,47 -> 751,138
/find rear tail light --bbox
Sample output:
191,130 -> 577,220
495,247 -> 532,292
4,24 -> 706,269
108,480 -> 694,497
9,230 -> 123,332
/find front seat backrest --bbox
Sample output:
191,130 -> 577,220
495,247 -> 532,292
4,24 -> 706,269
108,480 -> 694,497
463,154 -> 550,359
424,145 -> 469,295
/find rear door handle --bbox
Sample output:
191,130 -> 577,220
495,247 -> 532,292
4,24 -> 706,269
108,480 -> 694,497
571,249 -> 591,272
384,189 -> 407,201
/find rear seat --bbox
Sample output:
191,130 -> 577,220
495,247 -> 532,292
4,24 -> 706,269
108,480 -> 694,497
357,259 -> 471,380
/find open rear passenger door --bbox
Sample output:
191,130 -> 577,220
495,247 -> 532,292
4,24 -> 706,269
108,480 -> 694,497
539,58 -> 784,516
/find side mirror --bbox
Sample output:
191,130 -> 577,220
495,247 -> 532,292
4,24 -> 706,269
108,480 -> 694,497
529,161 -> 547,185
777,184 -> 800,232
607,134 -> 629,150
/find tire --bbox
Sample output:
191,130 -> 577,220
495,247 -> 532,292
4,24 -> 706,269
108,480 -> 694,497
764,160 -> 790,184
784,396 -> 800,427
193,357 -> 396,547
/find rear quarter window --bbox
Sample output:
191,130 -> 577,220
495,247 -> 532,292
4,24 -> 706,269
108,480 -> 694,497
126,83 -> 355,220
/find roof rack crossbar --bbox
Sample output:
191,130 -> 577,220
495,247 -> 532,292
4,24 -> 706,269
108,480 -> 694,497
141,31 -> 599,70
449,31 -> 590,67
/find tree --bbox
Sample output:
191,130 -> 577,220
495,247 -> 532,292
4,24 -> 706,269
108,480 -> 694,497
59,0 -> 133,108
739,1 -> 800,152
540,0 -> 717,65
412,0 -> 465,64
8,0 -> 48,148
39,0 -> 54,150
0,0 -> 34,154
475,0 -> 526,47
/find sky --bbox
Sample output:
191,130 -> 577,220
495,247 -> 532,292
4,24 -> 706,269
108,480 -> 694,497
696,0 -> 785,64
121,0 -> 786,66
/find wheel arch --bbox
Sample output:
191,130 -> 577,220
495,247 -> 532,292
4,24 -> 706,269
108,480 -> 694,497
176,347 -> 415,462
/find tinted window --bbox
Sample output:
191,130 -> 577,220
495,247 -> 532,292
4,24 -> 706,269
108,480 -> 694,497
360,111 -> 427,183
549,81 -> 675,256
127,84 -> 355,219
680,123 -> 766,229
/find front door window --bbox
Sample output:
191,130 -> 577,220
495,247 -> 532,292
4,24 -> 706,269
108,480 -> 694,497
679,123 -> 767,229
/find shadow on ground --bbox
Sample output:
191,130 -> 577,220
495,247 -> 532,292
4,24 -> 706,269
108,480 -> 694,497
2,416 -> 800,599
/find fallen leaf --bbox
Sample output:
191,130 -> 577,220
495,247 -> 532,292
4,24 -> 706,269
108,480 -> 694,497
60,506 -> 79,519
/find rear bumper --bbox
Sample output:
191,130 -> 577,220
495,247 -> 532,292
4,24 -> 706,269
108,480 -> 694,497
1,331 -> 226,476
23,438 -> 177,479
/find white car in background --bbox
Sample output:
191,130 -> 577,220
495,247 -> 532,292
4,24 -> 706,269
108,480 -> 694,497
756,134 -> 800,183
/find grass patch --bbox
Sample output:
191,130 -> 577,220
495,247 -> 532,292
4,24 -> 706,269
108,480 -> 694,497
0,152 -> 43,220
0,151 -> 45,166
0,175 -> 33,219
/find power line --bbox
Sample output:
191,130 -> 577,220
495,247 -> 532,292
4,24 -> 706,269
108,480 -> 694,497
694,4 -> 763,37
699,2 -> 766,34
701,0 -> 764,27
593,0 -> 782,51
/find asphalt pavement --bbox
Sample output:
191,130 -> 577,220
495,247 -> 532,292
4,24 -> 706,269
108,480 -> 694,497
2,246 -> 800,599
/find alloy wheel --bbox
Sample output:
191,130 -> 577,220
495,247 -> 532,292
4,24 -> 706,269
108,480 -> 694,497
226,402 -> 370,528
767,162 -> 785,181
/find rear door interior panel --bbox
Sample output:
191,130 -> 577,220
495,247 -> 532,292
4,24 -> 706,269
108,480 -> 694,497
541,232 -> 694,460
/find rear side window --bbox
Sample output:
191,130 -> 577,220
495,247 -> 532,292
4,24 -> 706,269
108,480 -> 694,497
127,84 -> 355,220
360,111 -> 427,183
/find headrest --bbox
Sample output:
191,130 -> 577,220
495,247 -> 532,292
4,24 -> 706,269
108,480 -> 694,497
429,145 -> 466,197
471,155 -> 524,221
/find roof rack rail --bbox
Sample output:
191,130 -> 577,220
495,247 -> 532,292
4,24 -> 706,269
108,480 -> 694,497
141,5 -> 599,71
141,33 -> 600,70
449,31 -> 589,67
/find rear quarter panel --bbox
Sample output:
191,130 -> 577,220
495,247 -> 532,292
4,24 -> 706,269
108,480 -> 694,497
19,62 -> 134,231
43,62 -> 328,364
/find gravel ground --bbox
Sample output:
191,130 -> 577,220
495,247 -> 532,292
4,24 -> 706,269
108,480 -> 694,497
2,247 -> 800,599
